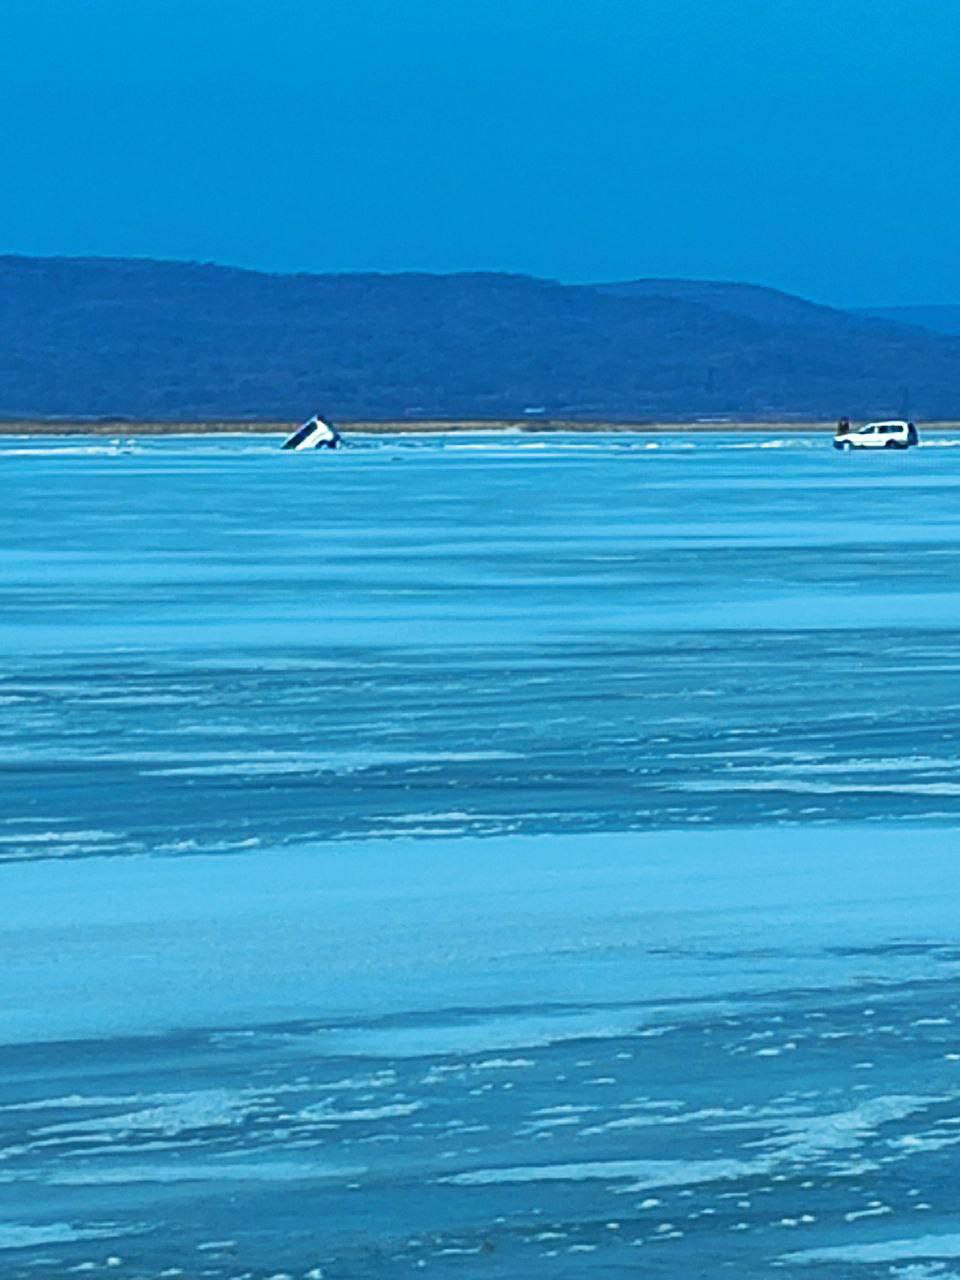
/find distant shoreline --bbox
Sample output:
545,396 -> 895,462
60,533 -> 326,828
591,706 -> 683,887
3,419 -> 959,436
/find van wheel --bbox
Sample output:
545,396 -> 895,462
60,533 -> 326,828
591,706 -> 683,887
884,440 -> 899,448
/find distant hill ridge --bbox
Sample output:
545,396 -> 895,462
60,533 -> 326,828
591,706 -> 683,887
1,254 -> 958,419
593,278 -> 855,327
857,305 -> 960,336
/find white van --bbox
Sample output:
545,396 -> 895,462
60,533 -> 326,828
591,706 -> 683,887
834,420 -> 918,450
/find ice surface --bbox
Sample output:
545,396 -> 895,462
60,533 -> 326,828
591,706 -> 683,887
784,1234 -> 960,1264
4,431 -> 960,1278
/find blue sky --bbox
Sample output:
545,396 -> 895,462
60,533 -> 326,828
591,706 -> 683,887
2,0 -> 957,304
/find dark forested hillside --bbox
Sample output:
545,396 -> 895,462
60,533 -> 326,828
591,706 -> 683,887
2,255 -> 959,420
